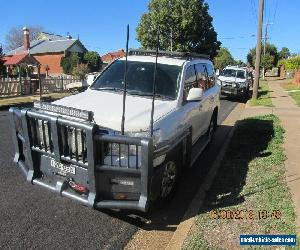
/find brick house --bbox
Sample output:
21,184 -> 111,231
101,49 -> 125,65
5,27 -> 87,76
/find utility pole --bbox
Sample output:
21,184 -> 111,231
262,22 -> 272,80
252,0 -> 264,100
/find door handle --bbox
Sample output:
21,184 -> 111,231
199,104 -> 203,110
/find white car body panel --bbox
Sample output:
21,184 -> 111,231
54,89 -> 177,132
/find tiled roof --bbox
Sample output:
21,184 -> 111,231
6,38 -> 85,55
4,53 -> 28,65
101,50 -> 125,63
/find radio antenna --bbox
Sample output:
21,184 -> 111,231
150,27 -> 160,137
121,24 -> 129,135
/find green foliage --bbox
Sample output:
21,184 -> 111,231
60,53 -> 81,75
261,53 -> 275,71
214,47 -> 235,70
235,60 -> 247,67
278,47 -> 291,60
83,51 -> 102,72
247,43 -> 278,68
277,59 -> 285,67
72,63 -> 89,79
284,56 -> 300,71
136,0 -> 221,58
61,51 -> 103,75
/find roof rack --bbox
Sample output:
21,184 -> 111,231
128,49 -> 210,60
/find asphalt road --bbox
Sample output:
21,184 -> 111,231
0,97 -> 240,250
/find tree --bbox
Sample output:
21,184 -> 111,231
5,25 -> 44,51
61,53 -> 81,75
214,47 -> 235,70
72,63 -> 89,79
136,0 -> 221,58
235,60 -> 247,67
247,43 -> 278,69
261,54 -> 275,71
278,47 -> 291,60
83,51 -> 102,72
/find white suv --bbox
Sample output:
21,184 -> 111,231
217,66 -> 251,99
10,50 -> 220,212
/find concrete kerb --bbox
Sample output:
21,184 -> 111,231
165,103 -> 245,250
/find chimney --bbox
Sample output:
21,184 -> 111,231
23,27 -> 30,51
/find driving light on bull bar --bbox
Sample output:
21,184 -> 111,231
109,143 -> 140,157
68,128 -> 84,156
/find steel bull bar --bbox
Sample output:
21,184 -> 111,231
9,107 -> 153,212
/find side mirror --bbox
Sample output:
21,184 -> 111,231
216,69 -> 220,77
187,88 -> 203,101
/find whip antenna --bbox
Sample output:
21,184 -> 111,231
150,27 -> 160,137
121,24 -> 129,135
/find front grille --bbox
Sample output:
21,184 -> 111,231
29,118 -> 53,153
60,125 -> 87,165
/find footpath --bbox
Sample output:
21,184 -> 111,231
242,79 -> 300,234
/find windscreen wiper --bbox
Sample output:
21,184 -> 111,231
92,87 -> 123,92
128,90 -> 173,100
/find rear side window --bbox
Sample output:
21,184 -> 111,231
195,64 -> 208,90
206,64 -> 215,88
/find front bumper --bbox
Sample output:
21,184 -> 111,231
9,107 -> 153,212
221,85 -> 247,96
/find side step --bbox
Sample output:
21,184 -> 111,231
190,134 -> 210,166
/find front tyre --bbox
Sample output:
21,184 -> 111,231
160,161 -> 178,198
149,153 -> 181,209
208,112 -> 217,143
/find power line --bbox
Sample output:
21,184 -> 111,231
250,0 -> 258,26
272,0 -> 279,24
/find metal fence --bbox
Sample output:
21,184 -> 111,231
0,76 -> 83,98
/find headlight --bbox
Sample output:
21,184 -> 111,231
237,82 -> 246,87
109,143 -> 140,156
125,129 -> 162,146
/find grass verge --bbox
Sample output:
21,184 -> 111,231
289,92 -> 300,106
0,92 -> 72,107
183,115 -> 299,249
280,81 -> 300,92
280,81 -> 300,106
249,81 -> 273,107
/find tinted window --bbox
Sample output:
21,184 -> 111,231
92,60 -> 182,100
195,64 -> 208,90
183,65 -> 197,100
236,70 -> 246,79
206,64 -> 215,88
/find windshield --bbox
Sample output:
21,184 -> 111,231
221,69 -> 246,79
91,60 -> 182,100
